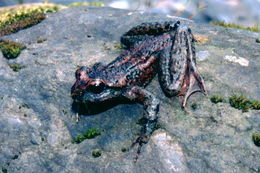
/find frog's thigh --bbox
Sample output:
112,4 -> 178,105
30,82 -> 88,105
158,26 -> 193,96
123,86 -> 159,121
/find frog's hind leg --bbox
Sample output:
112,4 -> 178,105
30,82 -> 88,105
159,27 -> 206,109
121,21 -> 180,48
180,28 -> 207,108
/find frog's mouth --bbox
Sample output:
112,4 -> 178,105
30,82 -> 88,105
71,80 -> 123,102
81,88 -> 122,103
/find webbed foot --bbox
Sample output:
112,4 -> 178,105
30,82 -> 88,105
178,28 -> 207,108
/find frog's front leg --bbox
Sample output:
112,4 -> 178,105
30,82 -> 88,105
158,27 -> 207,108
123,86 -> 159,161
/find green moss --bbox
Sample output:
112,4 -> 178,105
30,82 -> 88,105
114,44 -> 123,49
92,150 -> 102,158
121,147 -> 128,152
1,12 -> 46,36
256,38 -> 260,43
191,103 -> 198,110
9,64 -> 26,72
37,38 -> 47,43
68,2 -> 104,7
250,100 -> 260,110
252,133 -> 260,147
0,3 -> 66,36
210,95 -> 224,104
210,21 -> 260,33
0,40 -> 26,59
229,95 -> 251,112
1,168 -> 7,173
72,128 -> 101,144
229,95 -> 260,112
19,103 -> 30,109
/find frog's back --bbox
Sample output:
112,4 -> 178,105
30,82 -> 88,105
102,34 -> 172,87
105,54 -> 158,87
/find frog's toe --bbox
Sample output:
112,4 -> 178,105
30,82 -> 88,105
131,135 -> 150,162
181,70 -> 207,108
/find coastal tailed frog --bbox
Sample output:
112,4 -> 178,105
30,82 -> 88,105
71,21 -> 206,160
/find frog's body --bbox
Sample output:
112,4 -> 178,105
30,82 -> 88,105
71,21 -> 206,161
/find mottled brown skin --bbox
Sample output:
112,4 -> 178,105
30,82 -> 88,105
71,21 -> 206,161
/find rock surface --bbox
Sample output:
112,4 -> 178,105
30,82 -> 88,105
0,6 -> 259,173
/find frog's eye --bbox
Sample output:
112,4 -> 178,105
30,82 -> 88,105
169,21 -> 180,30
88,82 -> 106,94
75,66 -> 90,79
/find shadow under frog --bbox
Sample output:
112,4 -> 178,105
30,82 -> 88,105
71,94 -> 136,115
71,21 -> 206,161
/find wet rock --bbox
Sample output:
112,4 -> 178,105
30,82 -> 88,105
0,6 -> 259,173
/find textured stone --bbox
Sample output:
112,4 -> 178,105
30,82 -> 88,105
0,6 -> 259,173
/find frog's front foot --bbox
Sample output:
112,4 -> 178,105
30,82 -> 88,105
131,135 -> 150,162
123,86 -> 159,162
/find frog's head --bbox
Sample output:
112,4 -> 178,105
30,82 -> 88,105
71,65 -> 121,102
71,66 -> 105,98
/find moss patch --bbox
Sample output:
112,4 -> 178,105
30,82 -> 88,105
121,147 -> 129,152
191,103 -> 198,110
252,133 -> 260,147
0,3 -> 66,36
229,95 -> 260,112
72,128 -> 101,144
250,100 -> 260,110
9,64 -> 26,72
37,38 -> 47,43
210,95 -> 224,104
114,44 -> 123,49
210,21 -> 260,33
0,40 -> 26,59
68,2 -> 104,7
1,168 -> 7,173
92,150 -> 102,158
19,103 -> 30,109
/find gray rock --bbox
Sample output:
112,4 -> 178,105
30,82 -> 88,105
0,6 -> 259,173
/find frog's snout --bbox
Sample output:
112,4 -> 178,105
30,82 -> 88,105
71,80 -> 87,99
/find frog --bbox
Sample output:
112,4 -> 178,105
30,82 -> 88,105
71,20 -> 206,161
